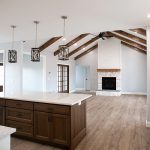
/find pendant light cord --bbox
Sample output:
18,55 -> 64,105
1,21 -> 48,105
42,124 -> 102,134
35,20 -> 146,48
35,22 -> 38,48
11,25 -> 16,50
61,16 -> 67,45
63,18 -> 66,44
34,21 -> 39,48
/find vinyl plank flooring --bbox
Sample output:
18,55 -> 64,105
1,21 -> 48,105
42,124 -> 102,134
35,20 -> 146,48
12,95 -> 150,150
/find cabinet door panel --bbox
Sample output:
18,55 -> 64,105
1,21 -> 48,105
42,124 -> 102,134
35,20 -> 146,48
0,106 -> 5,125
52,114 -> 70,146
34,111 -> 52,141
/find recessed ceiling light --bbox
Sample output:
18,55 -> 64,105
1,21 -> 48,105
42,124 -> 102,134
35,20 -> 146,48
147,14 -> 150,18
83,47 -> 85,50
74,43 -> 78,47
62,37 -> 66,41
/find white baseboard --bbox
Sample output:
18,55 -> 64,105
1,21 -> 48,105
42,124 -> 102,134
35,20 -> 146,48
122,92 -> 147,96
146,120 -> 150,127
69,90 -> 76,93
75,88 -> 86,91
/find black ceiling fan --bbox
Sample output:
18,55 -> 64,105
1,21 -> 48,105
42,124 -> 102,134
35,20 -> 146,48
98,32 -> 112,40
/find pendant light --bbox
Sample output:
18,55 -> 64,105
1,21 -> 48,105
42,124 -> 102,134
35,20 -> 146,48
58,16 -> 69,60
31,21 -> 40,62
8,25 -> 17,63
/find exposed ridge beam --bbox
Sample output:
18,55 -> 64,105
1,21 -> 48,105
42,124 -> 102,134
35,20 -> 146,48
69,36 -> 99,57
39,36 -> 62,52
54,33 -> 89,56
130,28 -> 146,36
107,32 -> 147,51
121,41 -> 146,54
75,44 -> 98,60
115,30 -> 146,45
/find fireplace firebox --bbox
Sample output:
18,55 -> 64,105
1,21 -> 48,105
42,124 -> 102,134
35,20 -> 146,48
102,77 -> 116,90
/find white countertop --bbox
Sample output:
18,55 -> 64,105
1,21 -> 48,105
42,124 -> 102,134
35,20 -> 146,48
0,126 -> 16,139
0,92 -> 92,105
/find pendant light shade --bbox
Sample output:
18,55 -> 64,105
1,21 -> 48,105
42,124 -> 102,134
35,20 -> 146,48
58,45 -> 69,60
31,48 -> 40,62
58,16 -> 69,60
8,25 -> 17,63
31,21 -> 40,62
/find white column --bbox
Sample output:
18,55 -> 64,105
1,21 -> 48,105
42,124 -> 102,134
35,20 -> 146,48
146,27 -> 150,126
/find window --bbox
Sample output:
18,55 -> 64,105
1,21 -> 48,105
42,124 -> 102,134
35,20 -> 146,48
57,64 -> 69,93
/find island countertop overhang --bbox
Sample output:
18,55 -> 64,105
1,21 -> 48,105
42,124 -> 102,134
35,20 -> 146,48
0,92 -> 92,106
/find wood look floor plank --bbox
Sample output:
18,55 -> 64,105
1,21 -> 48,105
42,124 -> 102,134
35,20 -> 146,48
12,95 -> 150,150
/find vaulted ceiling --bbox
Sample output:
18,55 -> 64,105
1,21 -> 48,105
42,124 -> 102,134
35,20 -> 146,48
0,0 -> 150,43
0,0 -> 148,59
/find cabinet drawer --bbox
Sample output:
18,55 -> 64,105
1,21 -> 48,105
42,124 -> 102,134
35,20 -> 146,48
0,99 -> 5,106
6,120 -> 33,137
34,103 -> 70,115
6,99 -> 33,110
6,108 -> 33,124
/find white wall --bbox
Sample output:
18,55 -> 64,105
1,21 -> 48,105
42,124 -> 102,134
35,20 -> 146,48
44,50 -> 76,93
0,42 -> 23,95
0,41 -> 76,94
98,38 -> 121,69
121,45 -> 147,94
23,54 -> 44,92
76,49 -> 98,91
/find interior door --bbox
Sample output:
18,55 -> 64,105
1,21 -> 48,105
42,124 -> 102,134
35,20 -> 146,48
85,66 -> 90,91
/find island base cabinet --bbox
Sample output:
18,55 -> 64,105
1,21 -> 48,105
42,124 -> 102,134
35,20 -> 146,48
34,111 -> 70,146
0,98 -> 87,150
0,106 -> 5,125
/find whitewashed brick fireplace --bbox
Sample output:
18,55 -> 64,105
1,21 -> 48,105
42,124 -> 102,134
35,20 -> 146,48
97,38 -> 122,96
96,69 -> 121,96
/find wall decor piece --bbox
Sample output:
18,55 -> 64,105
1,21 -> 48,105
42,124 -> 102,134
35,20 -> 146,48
31,21 -> 40,62
8,25 -> 17,63
58,16 -> 69,60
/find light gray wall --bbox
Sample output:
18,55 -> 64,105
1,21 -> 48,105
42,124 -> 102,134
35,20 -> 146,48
121,45 -> 147,94
76,48 -> 98,91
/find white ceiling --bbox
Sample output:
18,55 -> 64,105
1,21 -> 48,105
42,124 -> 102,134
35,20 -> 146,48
0,0 -> 150,43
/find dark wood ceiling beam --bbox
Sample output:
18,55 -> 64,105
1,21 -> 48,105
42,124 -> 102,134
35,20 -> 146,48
54,33 -> 89,56
39,36 -> 62,52
69,36 -> 99,57
75,44 -> 98,60
130,28 -> 146,36
115,30 -> 146,45
107,32 -> 147,51
121,41 -> 146,54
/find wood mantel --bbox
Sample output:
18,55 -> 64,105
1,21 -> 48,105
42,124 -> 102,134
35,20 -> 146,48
97,69 -> 121,72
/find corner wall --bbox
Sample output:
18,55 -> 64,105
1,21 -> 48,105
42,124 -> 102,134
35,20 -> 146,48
75,48 -> 98,91
121,45 -> 147,94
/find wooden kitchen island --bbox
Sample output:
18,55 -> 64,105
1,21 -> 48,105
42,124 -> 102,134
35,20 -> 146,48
0,92 -> 91,150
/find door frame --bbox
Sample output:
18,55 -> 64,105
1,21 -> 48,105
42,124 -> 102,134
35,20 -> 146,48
57,64 -> 69,93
